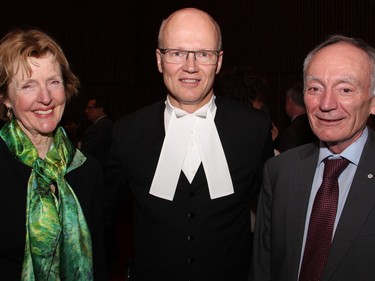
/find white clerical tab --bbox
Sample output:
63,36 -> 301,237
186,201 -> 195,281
149,97 -> 234,200
149,113 -> 193,200
195,109 -> 234,199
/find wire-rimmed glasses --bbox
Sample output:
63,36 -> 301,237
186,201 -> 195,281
158,48 -> 221,65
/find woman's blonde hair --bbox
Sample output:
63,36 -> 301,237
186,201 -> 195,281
0,28 -> 80,120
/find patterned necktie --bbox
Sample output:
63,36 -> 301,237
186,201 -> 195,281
299,158 -> 350,281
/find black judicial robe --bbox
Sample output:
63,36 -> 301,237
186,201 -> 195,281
104,96 -> 274,281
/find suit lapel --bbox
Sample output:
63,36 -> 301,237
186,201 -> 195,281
134,101 -> 166,183
212,96 -> 229,144
324,131 -> 375,280
285,145 -> 319,280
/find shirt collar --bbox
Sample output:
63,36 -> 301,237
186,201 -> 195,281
165,95 -> 217,118
318,127 -> 368,166
164,95 -> 217,130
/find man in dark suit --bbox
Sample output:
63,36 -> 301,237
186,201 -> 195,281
81,96 -> 113,166
251,35 -> 375,281
104,8 -> 274,281
276,82 -> 317,152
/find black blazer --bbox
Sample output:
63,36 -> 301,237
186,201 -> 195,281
0,139 -> 107,280
81,115 -> 113,166
104,96 -> 274,281
251,129 -> 375,281
277,114 -> 317,152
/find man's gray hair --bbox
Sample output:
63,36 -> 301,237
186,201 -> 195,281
303,35 -> 375,96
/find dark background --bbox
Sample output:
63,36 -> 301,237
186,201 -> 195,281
2,1 -> 374,279
2,0 -> 374,132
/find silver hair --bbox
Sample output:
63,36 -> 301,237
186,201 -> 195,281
303,35 -> 375,96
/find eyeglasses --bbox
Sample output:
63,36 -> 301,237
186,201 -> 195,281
158,48 -> 221,65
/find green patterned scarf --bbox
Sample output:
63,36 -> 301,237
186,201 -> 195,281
0,119 -> 93,280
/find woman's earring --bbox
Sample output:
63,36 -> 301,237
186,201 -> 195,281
6,107 -> 12,118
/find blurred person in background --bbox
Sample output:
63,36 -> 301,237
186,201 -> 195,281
276,82 -> 317,153
81,96 -> 113,167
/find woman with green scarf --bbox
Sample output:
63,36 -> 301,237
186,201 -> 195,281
0,29 -> 107,280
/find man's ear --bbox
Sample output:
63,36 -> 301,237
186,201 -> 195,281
215,51 -> 223,75
156,49 -> 163,73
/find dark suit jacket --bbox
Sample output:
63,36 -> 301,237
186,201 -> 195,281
104,96 -> 274,281
81,116 -> 113,166
251,129 -> 375,281
0,139 -> 107,281
277,114 -> 317,152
